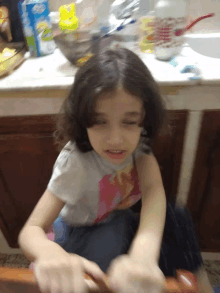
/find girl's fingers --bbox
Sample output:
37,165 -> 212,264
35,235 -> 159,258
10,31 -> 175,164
60,269 -> 74,293
80,258 -> 110,291
81,258 -> 105,279
72,266 -> 88,293
85,279 -> 101,293
34,265 -> 51,293
50,270 -> 62,293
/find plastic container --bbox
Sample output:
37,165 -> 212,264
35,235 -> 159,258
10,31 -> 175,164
154,0 -> 187,60
0,42 -> 26,77
18,0 -> 56,57
139,10 -> 155,53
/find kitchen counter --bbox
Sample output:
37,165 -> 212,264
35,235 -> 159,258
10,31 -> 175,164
1,41 -> 220,93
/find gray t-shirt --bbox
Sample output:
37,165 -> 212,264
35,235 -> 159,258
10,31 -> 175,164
47,141 -> 146,226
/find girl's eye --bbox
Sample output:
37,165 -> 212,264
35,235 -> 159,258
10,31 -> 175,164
124,121 -> 137,125
94,121 -> 137,126
95,120 -> 106,125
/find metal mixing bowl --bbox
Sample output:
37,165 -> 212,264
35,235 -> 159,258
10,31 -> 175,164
51,19 -> 94,66
53,30 -> 93,66
52,23 -> 117,66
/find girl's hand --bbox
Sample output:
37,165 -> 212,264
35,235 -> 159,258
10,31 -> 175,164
33,252 -> 105,293
106,255 -> 166,293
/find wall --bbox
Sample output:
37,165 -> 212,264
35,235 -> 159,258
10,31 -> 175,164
0,230 -> 22,254
181,0 -> 220,33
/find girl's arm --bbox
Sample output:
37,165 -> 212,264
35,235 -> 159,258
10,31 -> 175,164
18,189 -> 66,262
128,154 -> 167,264
18,190 -> 107,293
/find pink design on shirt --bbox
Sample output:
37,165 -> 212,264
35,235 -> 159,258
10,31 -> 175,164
94,164 -> 141,223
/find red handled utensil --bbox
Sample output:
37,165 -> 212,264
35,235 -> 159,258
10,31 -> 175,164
0,267 -> 200,293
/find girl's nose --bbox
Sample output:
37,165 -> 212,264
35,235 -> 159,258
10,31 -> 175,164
106,127 -> 124,145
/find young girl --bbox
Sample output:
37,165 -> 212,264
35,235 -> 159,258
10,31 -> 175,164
18,48 -> 213,293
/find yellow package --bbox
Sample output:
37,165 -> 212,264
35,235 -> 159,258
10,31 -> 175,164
0,48 -> 16,62
59,3 -> 78,32
139,12 -> 155,53
76,53 -> 93,67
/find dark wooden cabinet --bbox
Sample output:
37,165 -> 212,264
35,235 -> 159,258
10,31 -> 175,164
0,115 -> 59,248
0,111 -> 188,248
187,110 -> 220,253
131,110 -> 188,214
153,110 -> 188,202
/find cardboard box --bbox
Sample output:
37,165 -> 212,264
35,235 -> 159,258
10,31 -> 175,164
18,0 -> 55,57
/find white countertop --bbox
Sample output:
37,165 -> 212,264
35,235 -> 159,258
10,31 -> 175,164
1,42 -> 220,92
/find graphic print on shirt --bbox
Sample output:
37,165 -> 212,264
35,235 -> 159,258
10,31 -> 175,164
94,163 -> 141,223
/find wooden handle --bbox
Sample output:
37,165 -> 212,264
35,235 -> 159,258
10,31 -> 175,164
0,267 -> 199,293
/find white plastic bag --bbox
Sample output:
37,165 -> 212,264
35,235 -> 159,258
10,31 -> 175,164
109,0 -> 140,39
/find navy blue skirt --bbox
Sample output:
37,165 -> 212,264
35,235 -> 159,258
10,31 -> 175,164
52,201 -> 204,277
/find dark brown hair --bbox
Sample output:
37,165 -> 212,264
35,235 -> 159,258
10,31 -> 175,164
54,47 -> 167,153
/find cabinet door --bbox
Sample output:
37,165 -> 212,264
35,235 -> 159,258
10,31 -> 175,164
131,110 -> 188,214
0,115 -> 59,248
187,110 -> 220,252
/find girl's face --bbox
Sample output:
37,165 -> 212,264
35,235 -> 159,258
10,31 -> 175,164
87,88 -> 144,165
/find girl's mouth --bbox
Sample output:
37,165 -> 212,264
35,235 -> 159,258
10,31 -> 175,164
105,150 -> 127,160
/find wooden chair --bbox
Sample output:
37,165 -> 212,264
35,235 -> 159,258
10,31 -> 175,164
0,267 -> 200,293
